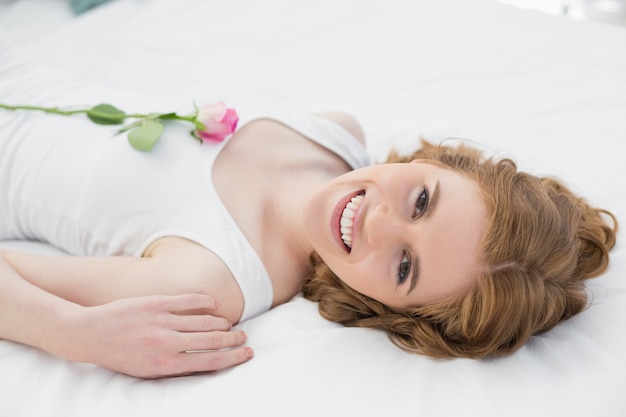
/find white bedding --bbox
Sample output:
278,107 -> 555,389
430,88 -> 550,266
1,1 -> 625,416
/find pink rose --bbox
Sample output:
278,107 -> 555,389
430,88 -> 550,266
194,102 -> 239,142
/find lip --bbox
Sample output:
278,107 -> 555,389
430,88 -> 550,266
331,190 -> 365,253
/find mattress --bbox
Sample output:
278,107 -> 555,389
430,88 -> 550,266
1,1 -> 625,416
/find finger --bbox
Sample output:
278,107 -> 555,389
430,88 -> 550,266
163,293 -> 216,313
177,346 -> 254,374
180,330 -> 247,352
171,314 -> 232,332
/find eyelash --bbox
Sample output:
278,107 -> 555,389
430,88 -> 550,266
397,251 -> 411,284
412,186 -> 429,219
397,186 -> 429,285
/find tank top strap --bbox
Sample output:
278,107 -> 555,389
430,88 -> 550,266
242,110 -> 372,170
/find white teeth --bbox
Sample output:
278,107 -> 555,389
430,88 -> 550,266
342,207 -> 355,219
340,194 -> 364,250
340,217 -> 353,227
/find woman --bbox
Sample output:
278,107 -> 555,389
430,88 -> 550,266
0,94 -> 617,379
305,141 -> 618,359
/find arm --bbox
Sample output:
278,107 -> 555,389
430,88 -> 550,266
0,253 -> 80,361
0,243 -> 252,378
0,237 -> 244,321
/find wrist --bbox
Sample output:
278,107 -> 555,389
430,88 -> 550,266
43,302 -> 89,363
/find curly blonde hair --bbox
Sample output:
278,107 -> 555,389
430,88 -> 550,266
302,140 -> 617,358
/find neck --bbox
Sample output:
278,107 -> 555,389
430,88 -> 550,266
269,177 -> 323,270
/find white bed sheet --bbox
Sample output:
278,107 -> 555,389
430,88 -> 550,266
1,1 -> 625,416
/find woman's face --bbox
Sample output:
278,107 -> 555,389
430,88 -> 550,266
304,160 -> 488,308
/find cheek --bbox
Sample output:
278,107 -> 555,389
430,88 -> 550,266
333,255 -> 386,298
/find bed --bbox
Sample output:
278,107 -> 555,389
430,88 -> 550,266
1,0 -> 625,416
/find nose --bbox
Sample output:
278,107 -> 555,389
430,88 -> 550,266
364,202 -> 404,249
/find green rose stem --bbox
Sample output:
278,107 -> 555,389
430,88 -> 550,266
0,102 -> 201,151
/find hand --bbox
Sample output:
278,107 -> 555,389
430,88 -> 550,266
57,294 -> 252,378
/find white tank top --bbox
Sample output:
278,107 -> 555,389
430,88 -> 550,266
0,41 -> 371,321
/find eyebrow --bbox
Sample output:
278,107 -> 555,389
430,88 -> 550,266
407,179 -> 440,295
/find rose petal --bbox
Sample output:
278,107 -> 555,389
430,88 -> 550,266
194,102 -> 239,142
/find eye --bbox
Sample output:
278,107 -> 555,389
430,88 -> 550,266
397,251 -> 411,284
413,187 -> 429,218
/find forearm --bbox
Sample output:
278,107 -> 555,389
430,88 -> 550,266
0,252 -> 81,360
0,251 -> 252,377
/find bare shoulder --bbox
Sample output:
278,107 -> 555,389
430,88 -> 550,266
232,111 -> 366,149
144,237 -> 245,322
144,237 -> 231,286
315,111 -> 366,146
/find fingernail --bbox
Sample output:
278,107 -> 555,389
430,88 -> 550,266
246,348 -> 254,359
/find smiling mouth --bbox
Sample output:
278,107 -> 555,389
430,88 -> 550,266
339,193 -> 365,252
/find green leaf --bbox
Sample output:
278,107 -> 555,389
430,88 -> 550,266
155,112 -> 179,120
87,104 -> 126,125
127,119 -> 164,151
